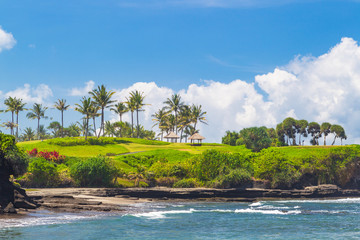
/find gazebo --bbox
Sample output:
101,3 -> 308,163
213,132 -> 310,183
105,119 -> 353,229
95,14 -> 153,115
163,131 -> 180,143
188,133 -> 205,146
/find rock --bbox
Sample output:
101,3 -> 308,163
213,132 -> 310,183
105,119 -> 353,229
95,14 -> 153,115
4,202 -> 16,213
14,199 -> 37,209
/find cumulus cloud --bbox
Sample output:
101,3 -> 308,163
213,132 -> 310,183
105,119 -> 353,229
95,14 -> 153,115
5,84 -> 53,105
108,37 -> 360,144
69,80 -> 95,96
0,26 -> 16,52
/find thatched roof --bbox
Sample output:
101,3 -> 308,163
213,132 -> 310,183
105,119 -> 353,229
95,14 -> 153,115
188,133 -> 205,140
164,131 -> 180,139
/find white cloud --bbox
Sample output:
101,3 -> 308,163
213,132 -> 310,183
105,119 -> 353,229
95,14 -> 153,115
0,26 -> 16,52
5,84 -> 53,105
69,80 -> 95,96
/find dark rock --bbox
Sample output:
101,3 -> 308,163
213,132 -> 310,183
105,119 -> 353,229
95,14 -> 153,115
4,202 -> 16,213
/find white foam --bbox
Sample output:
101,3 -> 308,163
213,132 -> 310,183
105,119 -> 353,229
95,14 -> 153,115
249,202 -> 262,207
235,208 -> 301,215
276,198 -> 360,204
133,209 -> 195,219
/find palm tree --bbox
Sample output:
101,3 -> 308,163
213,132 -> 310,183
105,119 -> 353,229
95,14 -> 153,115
4,96 -> 16,135
54,99 -> 70,138
320,122 -> 332,146
14,98 -> 26,140
22,127 -> 36,141
104,121 -> 116,137
74,97 -> 92,140
330,124 -> 346,145
89,85 -> 116,137
129,90 -> 146,138
89,102 -> 101,136
163,94 -> 185,135
178,105 -> 192,142
2,121 -> 18,135
184,125 -> 199,143
26,103 -> 48,140
308,122 -> 321,145
125,97 -> 136,137
152,108 -> 168,141
190,104 -> 207,131
110,102 -> 128,122
296,119 -> 308,146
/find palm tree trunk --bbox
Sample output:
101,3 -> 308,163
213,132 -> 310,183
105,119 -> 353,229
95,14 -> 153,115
37,118 -> 40,140
93,117 -> 96,136
85,118 -> 88,140
332,136 -> 336,145
324,135 -> 326,146
136,110 -> 139,138
175,111 -> 177,135
131,110 -> 134,137
16,112 -> 19,140
61,110 -> 64,138
99,108 -> 104,138
11,112 -> 14,135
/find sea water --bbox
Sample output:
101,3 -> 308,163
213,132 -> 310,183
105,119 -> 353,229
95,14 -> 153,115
1,198 -> 360,239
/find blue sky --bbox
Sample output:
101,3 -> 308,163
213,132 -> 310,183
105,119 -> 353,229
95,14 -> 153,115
1,0 -> 360,143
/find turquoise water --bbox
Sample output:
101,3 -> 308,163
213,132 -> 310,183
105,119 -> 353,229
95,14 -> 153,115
1,198 -> 360,239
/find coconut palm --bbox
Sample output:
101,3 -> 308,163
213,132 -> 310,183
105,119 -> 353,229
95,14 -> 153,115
152,108 -> 169,141
178,105 -> 192,142
2,121 -> 18,135
125,97 -> 136,137
110,102 -> 128,122
163,94 -> 185,135
89,85 -> 116,137
89,102 -> 101,136
4,96 -> 17,135
129,90 -> 146,138
190,104 -> 207,131
26,103 -> 48,140
13,98 -> 26,140
22,127 -> 36,141
74,97 -> 92,140
54,99 -> 70,138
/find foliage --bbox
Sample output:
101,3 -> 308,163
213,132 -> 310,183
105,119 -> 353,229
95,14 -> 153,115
222,131 -> 239,146
210,168 -> 252,188
239,126 -> 272,152
70,156 -> 116,187
173,178 -> 201,188
27,158 -> 59,187
0,133 -> 28,177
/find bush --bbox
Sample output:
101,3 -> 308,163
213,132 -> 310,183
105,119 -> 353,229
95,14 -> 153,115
173,178 -> 201,188
155,177 -> 177,187
27,158 -> 59,187
70,156 -> 116,187
212,169 -> 252,188
27,148 -> 65,163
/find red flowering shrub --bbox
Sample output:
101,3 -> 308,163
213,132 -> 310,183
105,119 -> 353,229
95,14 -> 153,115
27,148 -> 65,164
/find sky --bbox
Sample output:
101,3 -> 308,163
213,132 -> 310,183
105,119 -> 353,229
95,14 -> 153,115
1,0 -> 360,143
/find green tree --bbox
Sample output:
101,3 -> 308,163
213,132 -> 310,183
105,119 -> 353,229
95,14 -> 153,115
111,102 -> 128,122
54,99 -> 70,138
152,108 -> 169,141
190,104 -> 207,130
26,103 -> 48,140
222,131 -> 239,146
48,121 -> 61,137
13,98 -> 26,140
320,122 -> 332,146
125,96 -> 136,137
308,122 -> 321,145
239,126 -> 271,152
22,127 -> 36,141
296,119 -> 308,146
3,97 -> 16,136
74,97 -> 92,140
163,94 -> 185,135
330,124 -> 346,145
129,90 -> 146,138
282,117 -> 297,145
89,85 -> 116,137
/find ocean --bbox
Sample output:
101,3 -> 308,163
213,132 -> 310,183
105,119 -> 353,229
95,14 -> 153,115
1,198 -> 360,239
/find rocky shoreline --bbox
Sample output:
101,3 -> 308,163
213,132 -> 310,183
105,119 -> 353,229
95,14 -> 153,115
3,184 -> 360,214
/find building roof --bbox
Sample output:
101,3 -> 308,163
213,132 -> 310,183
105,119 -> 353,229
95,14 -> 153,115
188,133 -> 205,140
164,131 -> 180,138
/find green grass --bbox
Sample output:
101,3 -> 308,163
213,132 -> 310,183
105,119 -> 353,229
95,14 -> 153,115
18,140 -> 129,158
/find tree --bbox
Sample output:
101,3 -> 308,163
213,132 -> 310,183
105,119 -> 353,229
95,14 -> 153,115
54,99 -> 70,138
152,108 -> 169,141
184,125 -> 199,143
330,124 -> 346,145
22,127 -> 36,141
276,123 -> 286,146
296,119 -> 308,146
2,121 -> 17,136
163,94 -> 185,135
13,98 -> 26,140
282,117 -> 297,145
3,97 -> 16,136
190,104 -> 207,130
26,103 -> 48,140
125,96 -> 135,137
320,122 -> 332,146
88,102 -> 101,136
308,122 -> 321,145
178,105 -> 192,142
239,126 -> 272,152
129,90 -> 146,138
64,123 -> 81,137
48,121 -> 61,137
221,131 -> 239,146
110,102 -> 128,122
89,85 -> 116,137
74,97 -> 92,140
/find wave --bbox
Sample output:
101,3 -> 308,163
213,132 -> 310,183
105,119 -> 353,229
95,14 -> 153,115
235,208 -> 301,215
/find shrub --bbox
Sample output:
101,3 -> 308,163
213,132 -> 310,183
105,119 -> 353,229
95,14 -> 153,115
27,158 -> 59,187
173,178 -> 200,188
70,156 -> 116,187
156,177 -> 177,187
27,148 -> 65,164
212,169 -> 252,188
